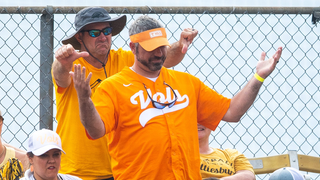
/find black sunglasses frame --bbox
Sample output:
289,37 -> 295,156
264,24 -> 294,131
143,82 -> 178,109
81,27 -> 113,38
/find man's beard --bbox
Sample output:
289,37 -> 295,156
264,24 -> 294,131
137,56 -> 166,71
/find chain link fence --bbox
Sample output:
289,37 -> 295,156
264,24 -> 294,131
0,6 -> 320,179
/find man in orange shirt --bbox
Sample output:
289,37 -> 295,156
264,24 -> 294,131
52,7 -> 197,180
71,15 -> 282,179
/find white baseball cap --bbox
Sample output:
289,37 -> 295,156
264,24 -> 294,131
269,167 -> 305,180
27,129 -> 65,156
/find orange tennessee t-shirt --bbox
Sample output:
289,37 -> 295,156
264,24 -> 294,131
52,48 -> 134,180
92,67 -> 231,180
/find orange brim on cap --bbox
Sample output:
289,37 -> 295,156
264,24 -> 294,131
130,28 -> 171,51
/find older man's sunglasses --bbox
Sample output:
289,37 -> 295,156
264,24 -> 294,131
81,27 -> 113,38
143,82 -> 177,109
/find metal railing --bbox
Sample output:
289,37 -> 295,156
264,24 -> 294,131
0,6 -> 319,179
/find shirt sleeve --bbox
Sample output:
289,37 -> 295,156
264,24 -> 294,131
196,79 -> 231,131
226,149 -> 255,174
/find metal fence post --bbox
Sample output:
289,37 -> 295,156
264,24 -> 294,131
39,5 -> 54,130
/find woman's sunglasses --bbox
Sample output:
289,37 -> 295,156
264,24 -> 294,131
81,27 -> 113,38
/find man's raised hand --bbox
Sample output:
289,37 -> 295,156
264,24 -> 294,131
55,44 -> 89,65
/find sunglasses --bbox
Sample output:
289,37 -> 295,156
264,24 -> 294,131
143,82 -> 178,109
81,27 -> 113,38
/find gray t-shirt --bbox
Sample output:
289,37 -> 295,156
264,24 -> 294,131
20,169 -> 82,180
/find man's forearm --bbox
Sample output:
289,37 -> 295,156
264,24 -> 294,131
52,59 -> 73,88
223,75 -> 263,122
163,41 -> 185,68
221,170 -> 256,180
78,97 -> 106,139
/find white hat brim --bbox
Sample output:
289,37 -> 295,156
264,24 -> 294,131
32,145 -> 66,156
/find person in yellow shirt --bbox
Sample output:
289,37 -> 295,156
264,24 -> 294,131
0,109 -> 29,176
71,15 -> 282,179
52,7 -> 197,180
198,123 -> 255,180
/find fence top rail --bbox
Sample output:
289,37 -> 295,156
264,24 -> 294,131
0,6 -> 320,15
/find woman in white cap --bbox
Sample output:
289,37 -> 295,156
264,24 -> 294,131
20,129 -> 82,180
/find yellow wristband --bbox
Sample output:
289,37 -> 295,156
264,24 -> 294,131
254,73 -> 265,82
